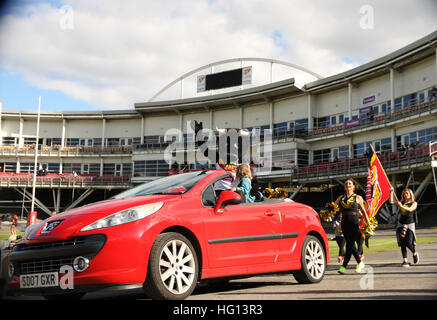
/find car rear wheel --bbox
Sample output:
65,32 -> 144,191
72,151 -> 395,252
293,235 -> 326,284
144,232 -> 198,300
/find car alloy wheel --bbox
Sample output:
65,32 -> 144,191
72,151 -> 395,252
304,238 -> 325,280
293,235 -> 325,284
144,232 -> 198,300
159,239 -> 196,295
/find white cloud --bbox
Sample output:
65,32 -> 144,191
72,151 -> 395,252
0,0 -> 436,109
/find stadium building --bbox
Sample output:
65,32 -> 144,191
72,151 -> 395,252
1,30 -> 436,224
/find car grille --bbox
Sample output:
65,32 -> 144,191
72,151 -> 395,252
19,256 -> 75,275
16,237 -> 87,251
11,235 -> 106,276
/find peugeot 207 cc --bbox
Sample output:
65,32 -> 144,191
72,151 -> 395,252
6,170 -> 329,300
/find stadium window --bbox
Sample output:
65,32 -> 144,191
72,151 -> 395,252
4,162 -> 17,173
2,137 -> 16,145
394,98 -> 402,111
381,138 -> 392,152
339,145 -> 349,159
107,138 -> 120,146
132,137 -> 141,145
89,163 -> 101,174
93,138 -> 102,146
273,122 -> 287,137
381,103 -> 387,114
373,106 -> 379,115
331,116 -> 336,125
20,162 -> 36,173
134,160 -> 146,176
122,163 -> 132,176
66,138 -> 79,146
339,114 -> 344,124
48,163 -> 60,173
23,137 -> 36,145
103,163 -> 116,175
353,143 -> 364,157
295,119 -> 308,135
313,149 -> 330,163
51,138 -> 61,148
63,163 -> 81,173
409,132 -> 417,145
419,92 -> 425,104
403,135 -> 410,146
374,141 -> 381,153
297,149 -> 309,167
396,136 -> 402,150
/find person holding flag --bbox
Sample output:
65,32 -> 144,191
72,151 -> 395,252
390,187 -> 419,267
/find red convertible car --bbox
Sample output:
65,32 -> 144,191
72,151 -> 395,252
6,170 -> 329,300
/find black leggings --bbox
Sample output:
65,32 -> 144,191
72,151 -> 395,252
335,236 -> 346,257
397,227 -> 416,259
341,214 -> 362,267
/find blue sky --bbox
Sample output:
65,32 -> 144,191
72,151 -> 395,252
0,68 -> 98,111
0,0 -> 99,111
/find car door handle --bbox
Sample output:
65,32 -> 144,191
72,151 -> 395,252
264,210 -> 276,216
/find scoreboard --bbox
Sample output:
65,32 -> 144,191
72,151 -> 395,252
197,66 -> 252,92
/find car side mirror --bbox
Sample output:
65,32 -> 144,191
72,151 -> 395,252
214,191 -> 242,214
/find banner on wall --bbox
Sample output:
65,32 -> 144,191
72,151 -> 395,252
361,94 -> 377,107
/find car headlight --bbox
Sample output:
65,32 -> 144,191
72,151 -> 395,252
80,202 -> 164,232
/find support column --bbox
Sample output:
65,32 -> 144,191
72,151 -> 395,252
390,68 -> 395,114
435,48 -> 437,83
209,109 -> 213,130
269,101 -> 273,130
101,118 -> 106,151
414,172 -> 432,200
307,94 -> 313,131
19,117 -> 24,147
239,106 -> 243,129
348,82 -> 353,119
61,118 -> 66,148
140,115 -> 145,144
391,128 -> 396,152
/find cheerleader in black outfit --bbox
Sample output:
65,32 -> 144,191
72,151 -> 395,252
335,178 -> 370,274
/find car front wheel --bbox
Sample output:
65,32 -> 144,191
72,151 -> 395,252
144,232 -> 198,300
293,235 -> 326,284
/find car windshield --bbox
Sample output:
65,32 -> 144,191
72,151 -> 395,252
113,171 -> 213,199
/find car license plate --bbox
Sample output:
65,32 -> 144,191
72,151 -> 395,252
20,272 -> 59,289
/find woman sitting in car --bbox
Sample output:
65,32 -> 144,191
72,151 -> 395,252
231,164 -> 255,203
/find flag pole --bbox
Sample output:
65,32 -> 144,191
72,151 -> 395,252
30,95 -> 41,213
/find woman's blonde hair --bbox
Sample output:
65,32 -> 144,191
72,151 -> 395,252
401,188 -> 415,203
236,164 -> 252,180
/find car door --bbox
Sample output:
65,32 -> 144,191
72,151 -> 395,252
201,184 -> 282,269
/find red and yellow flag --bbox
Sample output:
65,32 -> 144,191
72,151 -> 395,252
365,146 -> 391,218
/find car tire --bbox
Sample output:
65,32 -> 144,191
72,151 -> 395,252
293,235 -> 326,284
144,232 -> 199,300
